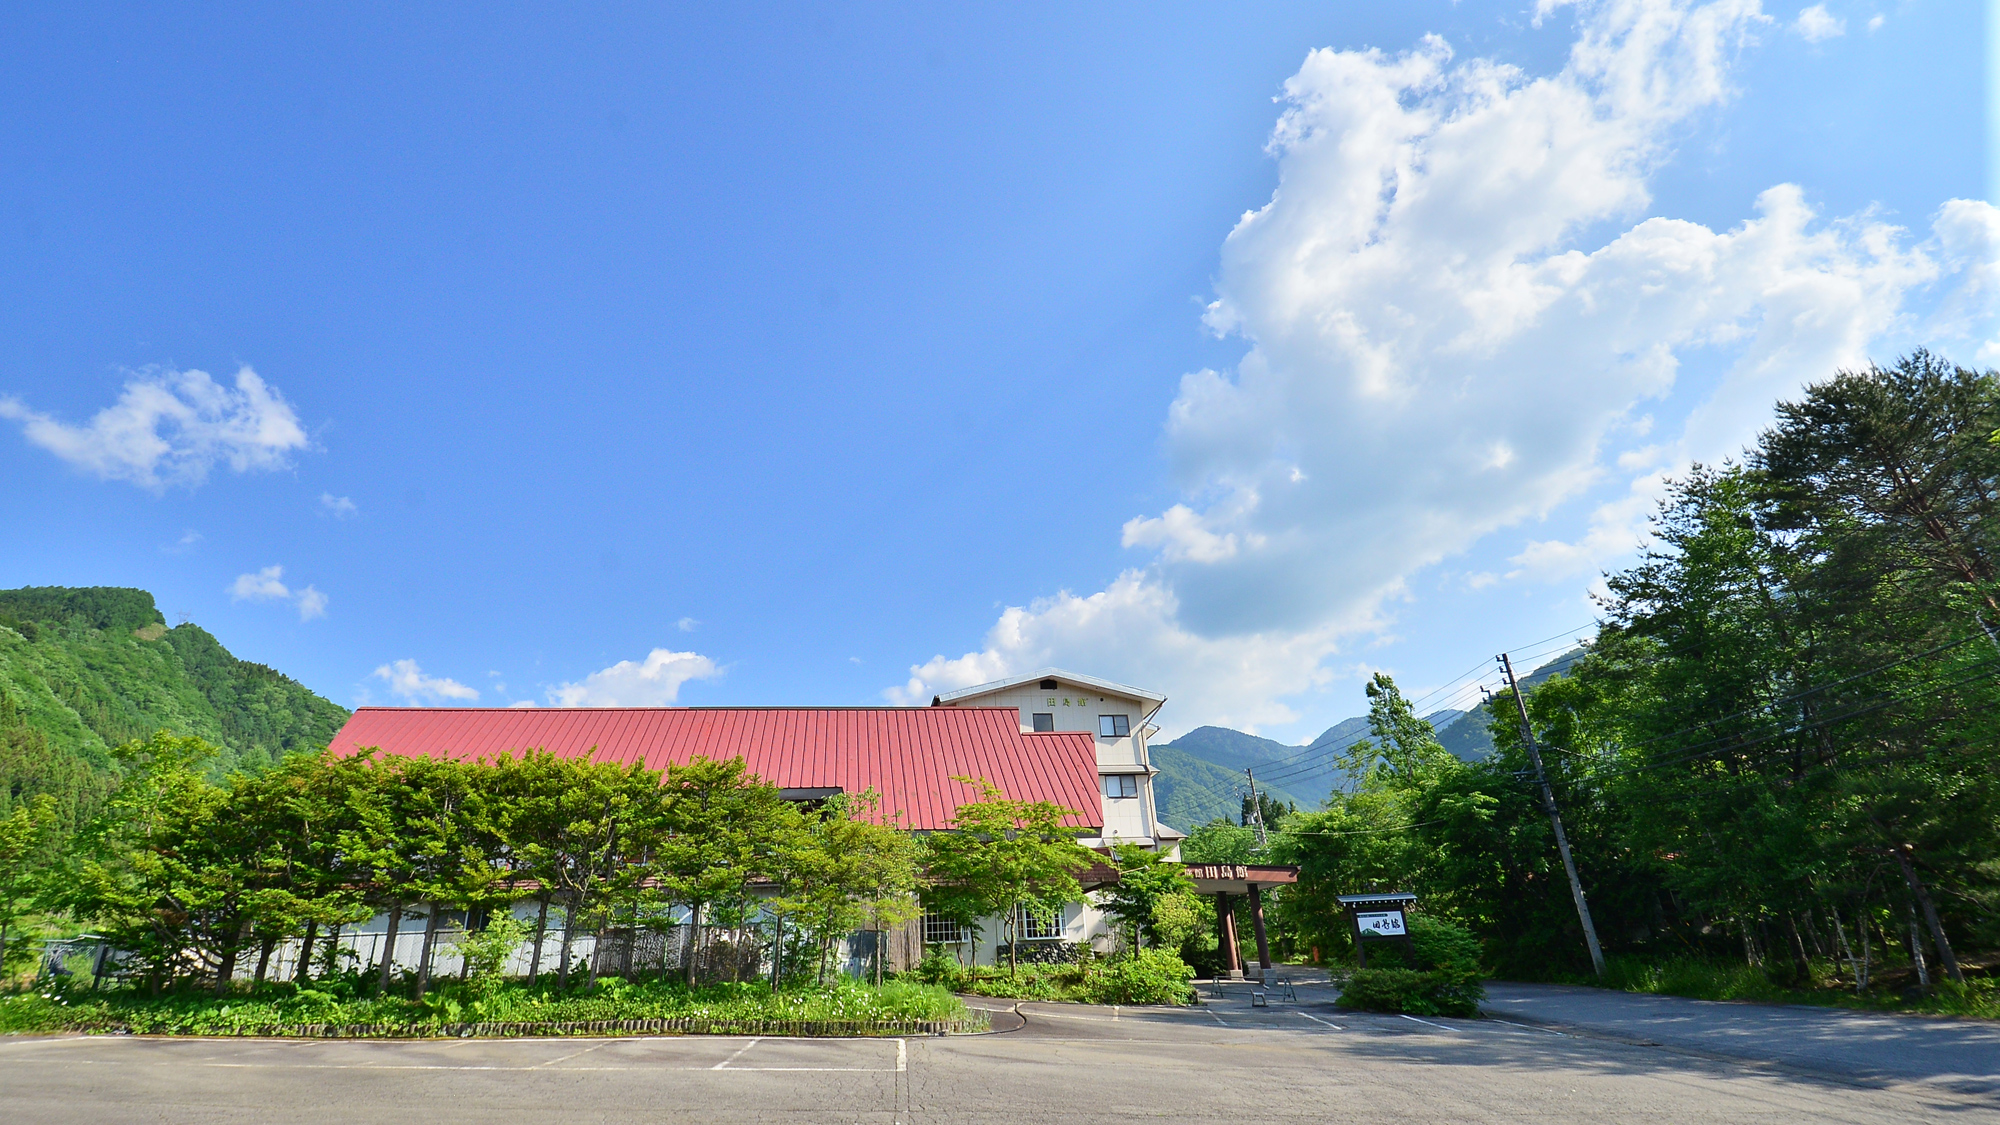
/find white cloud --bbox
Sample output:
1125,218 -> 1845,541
228,565 -> 292,602
550,648 -> 721,707
229,565 -> 332,622
320,493 -> 358,518
885,571 -> 1352,734
892,0 -> 1982,734
1866,13 -> 1883,33
295,585 -> 328,621
0,365 -> 308,490
677,617 -> 699,633
163,530 -> 203,554
373,659 -> 480,703
1792,4 -> 1845,40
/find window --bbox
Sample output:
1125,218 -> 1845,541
923,912 -> 968,945
1016,905 -> 1064,941
1038,679 -> 1059,690
1098,714 -> 1130,738
1031,713 -> 1055,732
1101,774 -> 1137,799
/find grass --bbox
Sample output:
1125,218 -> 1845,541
1596,954 -> 2000,1020
0,974 -> 975,1037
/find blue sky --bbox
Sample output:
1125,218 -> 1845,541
0,1 -> 1990,741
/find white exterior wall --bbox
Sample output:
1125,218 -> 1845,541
937,678 -> 1166,848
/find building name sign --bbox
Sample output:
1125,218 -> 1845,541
1354,910 -> 1407,939
1185,864 -> 1250,881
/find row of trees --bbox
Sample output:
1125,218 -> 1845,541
1,731 -> 1110,994
1250,354 -> 1997,986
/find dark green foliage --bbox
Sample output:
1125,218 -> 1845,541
1277,354 -> 1999,1007
0,587 -> 348,783
1337,916 -> 1483,1017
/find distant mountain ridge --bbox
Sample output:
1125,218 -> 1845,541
1151,647 -> 1587,828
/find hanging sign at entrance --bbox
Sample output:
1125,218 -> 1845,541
1354,910 -> 1406,939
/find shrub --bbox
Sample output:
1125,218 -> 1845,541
1336,915 -> 1484,1017
1083,949 -> 1195,1006
910,945 -> 966,989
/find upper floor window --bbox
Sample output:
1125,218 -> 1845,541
1031,713 -> 1055,732
1039,679 -> 1059,690
1102,774 -> 1137,800
1098,714 -> 1130,738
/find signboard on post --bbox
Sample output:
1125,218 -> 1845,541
1336,892 -> 1418,969
1354,910 -> 1406,939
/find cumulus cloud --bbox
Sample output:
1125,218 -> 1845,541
550,648 -> 721,707
320,493 -> 358,518
374,659 -> 480,703
677,617 -> 699,633
295,586 -> 329,621
892,0 -> 1993,734
0,365 -> 308,490
1792,4 -> 1845,40
227,565 -> 331,621
228,565 -> 292,602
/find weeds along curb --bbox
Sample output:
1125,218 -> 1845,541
45,1015 -> 992,1040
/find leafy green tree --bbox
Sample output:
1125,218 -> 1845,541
1095,843 -> 1194,951
920,777 -> 1093,976
0,793 -> 59,976
771,790 -> 919,983
646,756 -> 791,985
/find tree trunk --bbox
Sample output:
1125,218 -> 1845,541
324,924 -> 341,979
1784,913 -> 1811,983
1857,907 -> 1872,992
0,919 -> 9,977
295,922 -> 318,984
529,896 -> 550,984
1831,909 -> 1859,988
415,903 -> 444,998
377,900 -> 403,995
215,917 -> 253,995
769,912 -> 784,989
557,896 -> 576,987
1009,905 -> 1018,978
1891,845 -> 1964,982
253,933 -> 278,986
1908,905 -> 1931,988
684,902 -> 703,987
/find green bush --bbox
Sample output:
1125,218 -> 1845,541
1083,949 -> 1195,1006
1336,915 -> 1484,1017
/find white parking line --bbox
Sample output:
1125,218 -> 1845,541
896,1038 -> 906,1073
1481,1018 -> 1568,1036
530,1041 -> 612,1068
711,1037 -> 763,1070
1398,1015 -> 1453,1032
1295,1011 -> 1344,1030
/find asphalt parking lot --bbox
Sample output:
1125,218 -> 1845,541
2,978 -> 1992,1123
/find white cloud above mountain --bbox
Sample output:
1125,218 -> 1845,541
549,648 -> 721,707
374,658 -> 480,703
0,365 -> 308,490
229,565 -> 331,621
889,0 -> 1997,735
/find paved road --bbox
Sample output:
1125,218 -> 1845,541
3,982 -> 1992,1123
1483,980 -> 2000,1097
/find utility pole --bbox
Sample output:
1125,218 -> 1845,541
1244,767 -> 1268,848
1498,652 -> 1606,978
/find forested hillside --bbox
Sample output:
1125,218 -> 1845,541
1256,354 -> 1998,994
0,587 -> 348,828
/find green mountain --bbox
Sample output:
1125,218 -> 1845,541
1152,648 -> 1589,827
0,586 -> 350,824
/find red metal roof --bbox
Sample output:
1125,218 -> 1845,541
327,706 -> 1102,831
